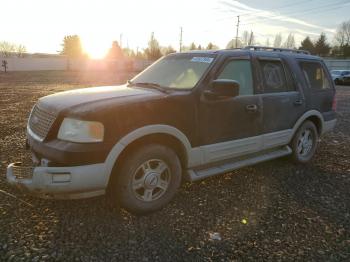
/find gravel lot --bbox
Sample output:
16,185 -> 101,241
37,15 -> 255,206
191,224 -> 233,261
0,71 -> 349,261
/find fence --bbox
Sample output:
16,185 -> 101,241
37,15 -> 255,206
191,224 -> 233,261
324,59 -> 350,71
0,57 -> 153,72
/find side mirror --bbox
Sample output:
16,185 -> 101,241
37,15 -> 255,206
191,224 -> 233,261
204,79 -> 240,98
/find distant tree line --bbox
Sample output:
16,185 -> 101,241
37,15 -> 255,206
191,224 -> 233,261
2,19 -> 350,61
0,41 -> 26,57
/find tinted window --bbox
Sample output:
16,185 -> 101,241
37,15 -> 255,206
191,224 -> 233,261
259,60 -> 288,93
300,61 -> 331,90
217,60 -> 254,95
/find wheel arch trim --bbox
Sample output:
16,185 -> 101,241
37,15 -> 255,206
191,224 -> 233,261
104,125 -> 195,181
290,110 -> 324,140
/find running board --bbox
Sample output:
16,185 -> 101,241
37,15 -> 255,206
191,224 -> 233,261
187,146 -> 292,182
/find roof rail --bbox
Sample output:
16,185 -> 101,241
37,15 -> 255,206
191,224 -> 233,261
243,46 -> 310,55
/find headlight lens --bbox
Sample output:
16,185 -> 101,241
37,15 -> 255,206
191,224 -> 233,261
58,118 -> 104,143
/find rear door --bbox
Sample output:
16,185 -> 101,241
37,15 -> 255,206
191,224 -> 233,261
257,56 -> 306,139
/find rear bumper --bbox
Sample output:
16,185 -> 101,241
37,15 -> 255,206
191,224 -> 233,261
6,162 -> 109,199
322,119 -> 337,134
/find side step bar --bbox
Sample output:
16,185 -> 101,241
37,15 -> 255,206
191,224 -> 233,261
187,146 -> 292,182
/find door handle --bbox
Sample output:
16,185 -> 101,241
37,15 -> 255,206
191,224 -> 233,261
294,100 -> 303,106
246,104 -> 258,113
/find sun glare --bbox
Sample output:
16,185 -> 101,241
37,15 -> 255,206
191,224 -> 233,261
83,39 -> 109,59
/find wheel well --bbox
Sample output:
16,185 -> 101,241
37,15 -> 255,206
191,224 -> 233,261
305,115 -> 322,135
108,133 -> 188,184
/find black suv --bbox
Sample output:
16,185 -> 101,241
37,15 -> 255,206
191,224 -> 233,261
7,46 -> 337,214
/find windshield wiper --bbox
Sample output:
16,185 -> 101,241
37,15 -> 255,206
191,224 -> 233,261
127,81 -> 170,94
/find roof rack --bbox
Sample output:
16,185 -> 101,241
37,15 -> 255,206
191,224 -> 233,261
243,46 -> 310,55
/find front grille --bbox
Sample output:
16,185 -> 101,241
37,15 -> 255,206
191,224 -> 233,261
28,105 -> 57,140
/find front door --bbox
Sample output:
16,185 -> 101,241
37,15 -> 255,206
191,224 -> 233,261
198,56 -> 263,163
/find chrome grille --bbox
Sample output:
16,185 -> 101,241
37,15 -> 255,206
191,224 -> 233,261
28,105 -> 57,140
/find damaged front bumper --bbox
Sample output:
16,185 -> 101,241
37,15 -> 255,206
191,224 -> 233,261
6,162 -> 109,199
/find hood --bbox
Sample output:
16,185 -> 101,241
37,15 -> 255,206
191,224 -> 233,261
37,85 -> 161,112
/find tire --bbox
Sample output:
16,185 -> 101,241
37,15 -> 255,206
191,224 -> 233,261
112,144 -> 182,215
290,120 -> 319,164
334,79 -> 340,85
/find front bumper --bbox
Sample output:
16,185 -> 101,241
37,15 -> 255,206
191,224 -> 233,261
6,162 -> 109,199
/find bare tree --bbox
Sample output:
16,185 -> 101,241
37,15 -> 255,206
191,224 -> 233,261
283,33 -> 296,49
265,38 -> 271,47
273,33 -> 283,48
0,41 -> 16,57
16,45 -> 27,57
334,20 -> 350,47
226,39 -> 242,49
248,31 -> 255,45
241,31 -> 250,46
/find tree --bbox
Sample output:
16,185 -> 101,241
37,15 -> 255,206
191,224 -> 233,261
144,32 -> 162,60
249,32 -> 255,45
273,33 -> 283,48
162,46 -> 176,55
300,36 -> 315,54
106,41 -> 123,59
283,33 -> 295,49
16,45 -> 26,57
0,41 -> 16,57
226,39 -> 242,49
60,35 -> 83,58
189,42 -> 197,50
197,44 -> 202,50
314,33 -> 331,56
334,20 -> 350,57
334,20 -> 350,47
241,31 -> 250,46
206,42 -> 219,50
265,38 -> 271,47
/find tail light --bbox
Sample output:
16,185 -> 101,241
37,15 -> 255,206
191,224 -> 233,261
332,95 -> 337,111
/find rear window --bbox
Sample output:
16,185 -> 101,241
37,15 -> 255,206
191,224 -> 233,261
259,60 -> 289,93
300,61 -> 331,90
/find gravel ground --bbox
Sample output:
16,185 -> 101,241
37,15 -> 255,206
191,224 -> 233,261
0,71 -> 349,261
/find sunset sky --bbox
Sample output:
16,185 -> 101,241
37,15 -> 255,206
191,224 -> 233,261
1,0 -> 350,58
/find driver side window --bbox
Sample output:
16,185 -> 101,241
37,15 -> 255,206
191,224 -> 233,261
217,60 -> 254,95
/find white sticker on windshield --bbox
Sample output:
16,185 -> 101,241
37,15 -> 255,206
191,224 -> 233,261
191,57 -> 214,63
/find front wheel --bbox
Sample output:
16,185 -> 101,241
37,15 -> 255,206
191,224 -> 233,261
290,121 -> 319,164
112,144 -> 182,215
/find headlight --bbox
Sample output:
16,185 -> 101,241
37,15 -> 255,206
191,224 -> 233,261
58,118 -> 104,143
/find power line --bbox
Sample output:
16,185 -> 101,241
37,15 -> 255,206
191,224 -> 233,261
240,0 -> 350,26
219,0 -> 310,17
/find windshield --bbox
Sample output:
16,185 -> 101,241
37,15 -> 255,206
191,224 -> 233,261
131,54 -> 216,89
331,71 -> 341,75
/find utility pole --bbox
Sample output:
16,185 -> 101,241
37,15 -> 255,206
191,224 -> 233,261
179,27 -> 183,52
235,15 -> 240,48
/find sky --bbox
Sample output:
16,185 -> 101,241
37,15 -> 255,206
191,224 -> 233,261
1,0 -> 350,58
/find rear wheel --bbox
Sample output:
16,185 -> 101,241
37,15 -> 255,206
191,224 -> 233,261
112,144 -> 182,215
290,121 -> 318,163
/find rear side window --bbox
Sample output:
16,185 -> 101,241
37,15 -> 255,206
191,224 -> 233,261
217,60 -> 254,95
300,61 -> 331,90
259,60 -> 288,93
